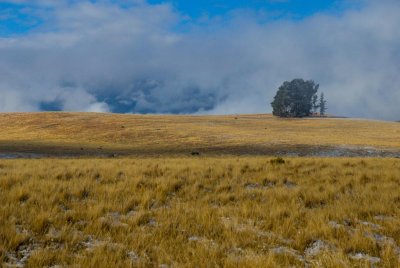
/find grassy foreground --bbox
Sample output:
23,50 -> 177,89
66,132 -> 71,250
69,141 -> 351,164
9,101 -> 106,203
0,113 -> 399,156
1,157 -> 399,267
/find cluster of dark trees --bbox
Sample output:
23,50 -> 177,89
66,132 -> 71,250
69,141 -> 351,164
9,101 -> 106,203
271,79 -> 327,118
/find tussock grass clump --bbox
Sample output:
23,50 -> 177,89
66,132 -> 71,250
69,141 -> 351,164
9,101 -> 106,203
0,157 -> 399,267
270,157 -> 286,164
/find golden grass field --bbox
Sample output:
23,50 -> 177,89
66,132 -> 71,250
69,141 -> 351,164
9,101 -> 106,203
0,112 -> 399,156
1,157 -> 399,267
0,113 -> 400,267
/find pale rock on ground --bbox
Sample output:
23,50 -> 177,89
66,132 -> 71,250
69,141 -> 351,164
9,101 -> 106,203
5,241 -> 40,268
271,246 -> 305,263
349,252 -> 381,266
305,240 -> 335,258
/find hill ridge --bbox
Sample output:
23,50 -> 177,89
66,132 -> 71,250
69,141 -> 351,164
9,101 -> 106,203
0,112 -> 399,157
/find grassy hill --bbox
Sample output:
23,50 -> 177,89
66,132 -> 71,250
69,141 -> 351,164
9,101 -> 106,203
1,113 -> 400,267
0,112 -> 399,156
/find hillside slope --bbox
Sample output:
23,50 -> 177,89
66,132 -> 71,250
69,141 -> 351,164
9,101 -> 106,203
0,113 -> 399,156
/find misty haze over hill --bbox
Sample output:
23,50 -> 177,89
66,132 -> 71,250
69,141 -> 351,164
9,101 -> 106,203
0,0 -> 399,120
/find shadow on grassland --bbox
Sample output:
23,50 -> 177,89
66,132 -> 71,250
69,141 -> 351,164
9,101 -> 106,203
0,140 -> 399,158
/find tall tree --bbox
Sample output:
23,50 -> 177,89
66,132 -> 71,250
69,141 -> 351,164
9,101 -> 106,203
271,79 -> 319,117
319,92 -> 327,116
312,93 -> 319,114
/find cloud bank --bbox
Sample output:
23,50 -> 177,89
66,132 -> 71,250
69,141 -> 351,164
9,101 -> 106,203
0,0 -> 399,120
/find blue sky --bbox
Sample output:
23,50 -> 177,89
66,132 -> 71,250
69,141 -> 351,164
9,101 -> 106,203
148,0 -> 346,18
0,0 -> 399,120
0,0 -> 360,36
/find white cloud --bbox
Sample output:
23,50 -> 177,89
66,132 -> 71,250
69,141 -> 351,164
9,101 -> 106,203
0,0 -> 399,120
85,102 -> 110,113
